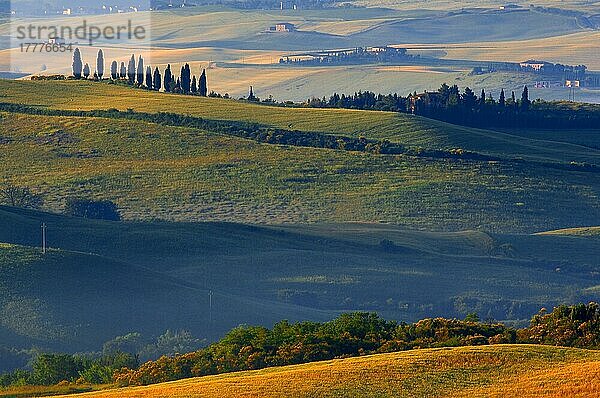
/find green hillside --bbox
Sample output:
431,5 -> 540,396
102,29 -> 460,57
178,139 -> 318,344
2,80 -> 599,165
0,205 -> 599,353
0,80 -> 599,231
0,79 -> 598,355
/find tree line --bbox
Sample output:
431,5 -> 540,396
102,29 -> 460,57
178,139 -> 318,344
1,303 -> 600,388
71,48 -> 209,95
305,84 -> 600,129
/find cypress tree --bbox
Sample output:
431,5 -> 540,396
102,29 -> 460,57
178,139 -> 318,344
191,75 -> 197,93
153,67 -> 162,91
199,69 -> 207,96
145,65 -> 152,89
72,48 -> 83,78
175,77 -> 181,92
181,64 -> 191,93
83,63 -> 90,79
520,85 -> 530,111
170,75 -> 176,92
96,49 -> 104,79
127,55 -> 136,84
499,89 -> 506,107
136,56 -> 144,86
164,64 -> 172,92
119,62 -> 126,79
110,60 -> 118,79
480,88 -> 486,106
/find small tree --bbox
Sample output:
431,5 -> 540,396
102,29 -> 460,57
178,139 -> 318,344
72,48 -> 83,78
153,67 -> 162,91
520,85 -> 531,112
83,63 -> 90,79
499,88 -> 506,107
119,62 -> 127,79
199,69 -> 207,96
127,55 -> 136,84
163,64 -> 172,93
136,55 -> 144,86
145,65 -> 152,89
96,49 -> 104,79
0,184 -> 44,209
110,60 -> 118,79
191,75 -> 197,94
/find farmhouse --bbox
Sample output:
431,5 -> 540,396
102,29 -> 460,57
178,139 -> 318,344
519,60 -> 552,72
269,22 -> 296,32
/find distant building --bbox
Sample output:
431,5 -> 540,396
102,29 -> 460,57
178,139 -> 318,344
48,37 -> 66,45
519,60 -> 552,72
62,8 -> 71,15
565,80 -> 580,88
269,22 -> 296,32
499,4 -> 523,10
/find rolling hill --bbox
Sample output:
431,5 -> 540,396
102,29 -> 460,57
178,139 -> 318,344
51,345 -> 600,397
0,205 -> 599,354
0,79 -> 598,358
0,80 -> 599,232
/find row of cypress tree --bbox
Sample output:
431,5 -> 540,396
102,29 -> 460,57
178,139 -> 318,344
72,48 -> 208,96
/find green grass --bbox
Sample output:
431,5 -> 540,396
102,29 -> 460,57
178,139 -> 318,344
0,206 -> 599,353
0,79 -> 598,353
51,345 -> 600,398
0,80 -> 599,232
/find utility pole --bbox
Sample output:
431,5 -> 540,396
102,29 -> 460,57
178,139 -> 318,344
41,223 -> 47,254
209,290 -> 213,325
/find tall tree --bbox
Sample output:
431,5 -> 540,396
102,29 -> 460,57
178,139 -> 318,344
119,62 -> 126,79
153,67 -> 162,91
462,87 -> 477,108
181,64 -> 191,93
145,65 -> 152,89
199,69 -> 207,97
480,88 -> 486,106
520,85 -> 531,111
110,60 -> 118,79
96,49 -> 104,79
72,48 -> 83,79
164,64 -> 172,93
499,89 -> 506,107
191,75 -> 197,94
127,55 -> 136,84
83,63 -> 90,79
136,56 -> 144,86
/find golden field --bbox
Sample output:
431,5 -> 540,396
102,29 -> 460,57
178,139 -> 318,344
51,345 -> 600,398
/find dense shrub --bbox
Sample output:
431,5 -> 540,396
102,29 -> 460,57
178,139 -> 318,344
3,304 -> 599,389
65,198 -> 121,221
520,302 -> 600,348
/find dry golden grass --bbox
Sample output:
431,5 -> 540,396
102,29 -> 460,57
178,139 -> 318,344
458,360 -> 600,397
535,226 -> 600,236
55,345 -> 600,398
403,31 -> 600,70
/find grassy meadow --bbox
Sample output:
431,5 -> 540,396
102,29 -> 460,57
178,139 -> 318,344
46,345 -> 600,398
0,80 -> 599,231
